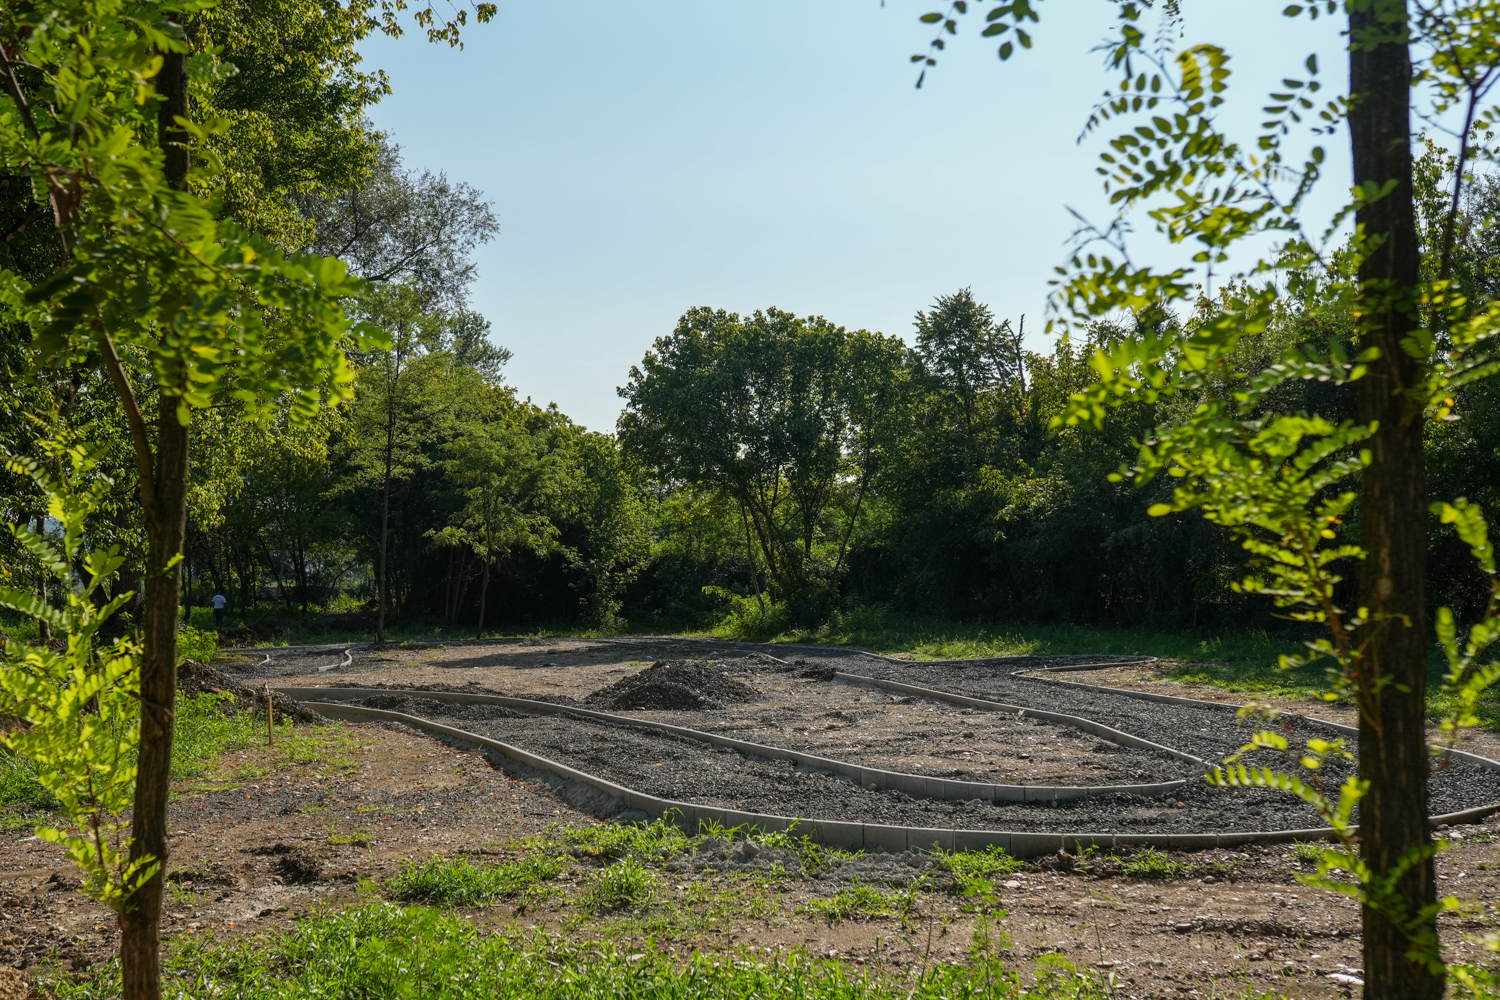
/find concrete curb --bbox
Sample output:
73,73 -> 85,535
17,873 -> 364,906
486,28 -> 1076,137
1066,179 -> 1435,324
1016,669 -> 1500,776
303,701 -> 1500,856
274,686 -> 1188,804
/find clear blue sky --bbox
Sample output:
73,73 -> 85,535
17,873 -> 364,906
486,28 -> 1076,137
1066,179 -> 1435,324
358,2 -> 1348,433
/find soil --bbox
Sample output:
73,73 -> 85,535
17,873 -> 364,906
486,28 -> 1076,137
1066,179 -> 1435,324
585,658 -> 761,710
178,659 -> 323,723
7,637 -> 1499,1000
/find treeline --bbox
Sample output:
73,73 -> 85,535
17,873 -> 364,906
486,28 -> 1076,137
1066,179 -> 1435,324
3,24 -> 1496,640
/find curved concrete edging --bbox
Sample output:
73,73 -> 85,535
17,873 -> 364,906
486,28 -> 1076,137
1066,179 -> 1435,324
1016,669 -> 1500,778
274,686 -> 1187,804
830,671 -> 1208,769
303,701 -> 1500,856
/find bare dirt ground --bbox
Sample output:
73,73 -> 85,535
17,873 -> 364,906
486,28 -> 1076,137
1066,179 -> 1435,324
3,638 -> 1498,1000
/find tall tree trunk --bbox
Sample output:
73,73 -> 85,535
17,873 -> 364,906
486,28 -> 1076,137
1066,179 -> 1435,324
1348,4 -> 1440,998
118,46 -> 191,1000
475,559 -> 489,639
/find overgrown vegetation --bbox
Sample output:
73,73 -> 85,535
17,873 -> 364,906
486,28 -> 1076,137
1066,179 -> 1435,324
42,904 -> 1126,1000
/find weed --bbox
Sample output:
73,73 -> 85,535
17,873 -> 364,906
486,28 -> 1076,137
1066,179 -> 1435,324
801,880 -> 905,923
1116,848 -> 1191,879
1290,842 -> 1327,864
386,853 -> 565,907
581,857 -> 656,911
698,818 -> 862,876
937,844 -> 1025,880
566,817 -> 692,862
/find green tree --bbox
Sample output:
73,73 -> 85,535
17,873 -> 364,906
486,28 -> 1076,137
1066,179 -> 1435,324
919,1 -> 1500,994
0,0 -> 490,993
620,307 -> 896,621
436,403 -> 562,637
346,283 -> 455,645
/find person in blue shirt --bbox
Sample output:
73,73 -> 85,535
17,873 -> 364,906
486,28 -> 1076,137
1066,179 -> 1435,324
212,593 -> 227,627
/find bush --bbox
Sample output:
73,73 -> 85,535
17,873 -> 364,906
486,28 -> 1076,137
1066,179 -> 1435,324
177,624 -> 218,663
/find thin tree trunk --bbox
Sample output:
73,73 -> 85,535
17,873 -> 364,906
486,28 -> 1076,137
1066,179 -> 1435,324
475,560 -> 489,639
121,395 -> 189,1000
443,545 -> 456,625
376,437 -> 393,647
740,506 -> 766,614
1348,4 -> 1440,998
258,535 -> 291,612
34,517 -> 50,643
118,45 -> 190,1000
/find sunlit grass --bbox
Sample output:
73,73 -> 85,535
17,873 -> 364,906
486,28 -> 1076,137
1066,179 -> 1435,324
43,903 -> 1131,1000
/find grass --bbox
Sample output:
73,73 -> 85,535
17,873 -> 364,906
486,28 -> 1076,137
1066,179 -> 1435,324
800,879 -> 924,924
580,857 -> 658,911
1116,847 -> 1191,879
718,605 -> 1500,731
3,690 -> 267,812
43,903 -> 1137,1000
386,853 -> 565,907
0,751 -> 52,811
565,816 -> 695,862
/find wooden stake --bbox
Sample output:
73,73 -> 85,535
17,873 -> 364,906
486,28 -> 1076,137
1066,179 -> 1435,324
266,682 -> 274,745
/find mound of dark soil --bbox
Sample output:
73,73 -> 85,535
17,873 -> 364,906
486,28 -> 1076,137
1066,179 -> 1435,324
585,659 -> 760,711
178,659 -> 321,723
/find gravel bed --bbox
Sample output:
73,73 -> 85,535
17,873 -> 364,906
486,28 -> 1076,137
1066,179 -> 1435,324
330,693 -> 1328,833
779,652 -> 1500,817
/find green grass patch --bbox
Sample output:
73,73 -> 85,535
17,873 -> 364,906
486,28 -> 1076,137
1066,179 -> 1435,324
172,693 -> 266,780
580,857 -> 658,911
800,880 -> 922,924
0,751 -> 53,810
44,903 -> 1128,1000
1115,847 -> 1191,880
565,817 -> 695,862
386,853 -> 565,907
721,606 -> 1305,669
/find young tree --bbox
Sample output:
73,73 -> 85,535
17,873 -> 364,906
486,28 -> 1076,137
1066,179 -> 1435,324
346,284 -> 454,644
437,411 -> 561,637
1,1 -> 491,994
919,2 -> 1500,995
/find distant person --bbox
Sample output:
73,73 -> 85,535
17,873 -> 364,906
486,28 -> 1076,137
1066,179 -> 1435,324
212,593 -> 227,627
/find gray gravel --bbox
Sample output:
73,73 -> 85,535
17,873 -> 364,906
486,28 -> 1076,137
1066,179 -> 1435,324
335,693 -> 1324,833
768,648 -> 1500,818
283,637 -> 1500,833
